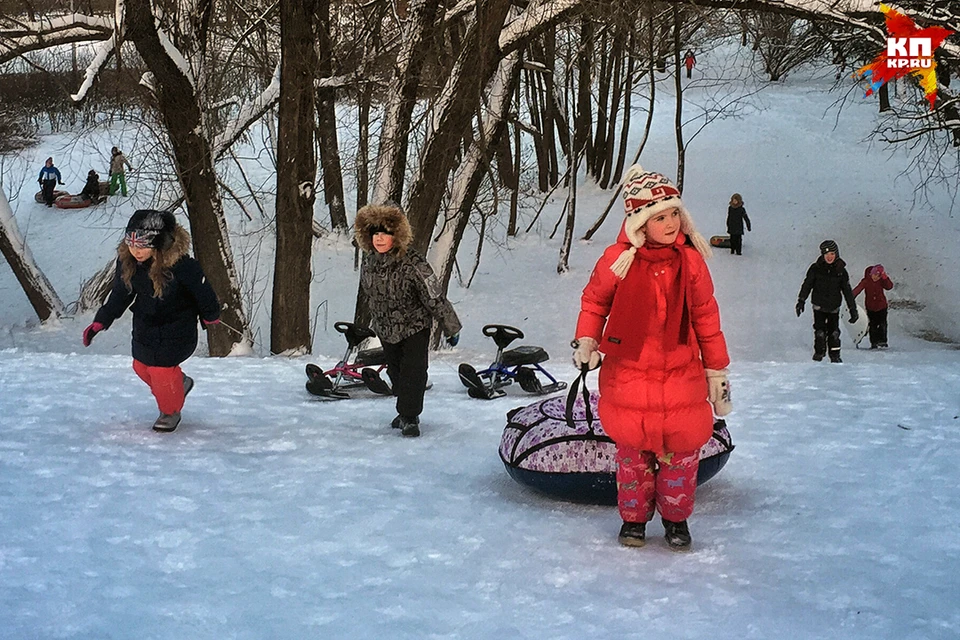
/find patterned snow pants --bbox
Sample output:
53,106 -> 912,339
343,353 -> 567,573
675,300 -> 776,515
616,446 -> 700,523
133,359 -> 186,415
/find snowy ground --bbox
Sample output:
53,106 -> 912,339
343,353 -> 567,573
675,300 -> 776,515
2,55 -> 960,639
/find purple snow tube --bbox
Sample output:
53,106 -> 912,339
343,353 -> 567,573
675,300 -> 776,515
499,372 -> 734,504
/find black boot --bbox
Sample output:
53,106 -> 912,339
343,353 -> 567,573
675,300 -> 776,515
829,349 -> 842,363
400,415 -> 420,437
662,518 -> 692,551
813,331 -> 826,361
391,414 -> 402,429
618,521 -> 647,547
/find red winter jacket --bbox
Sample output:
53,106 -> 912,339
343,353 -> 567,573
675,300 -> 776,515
576,227 -> 729,454
851,266 -> 893,312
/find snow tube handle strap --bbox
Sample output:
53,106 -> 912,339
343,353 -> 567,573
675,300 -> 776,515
565,366 -> 595,433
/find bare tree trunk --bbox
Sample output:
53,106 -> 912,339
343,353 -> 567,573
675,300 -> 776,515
356,84 -> 371,210
404,0 -> 513,255
525,67 -> 550,192
590,26 -> 611,180
574,19 -> 593,159
508,77 -> 521,237
599,23 -> 625,188
315,0 -> 348,231
582,13 -> 656,242
612,29 -> 636,184
558,71 -> 577,275
371,0 -> 442,205
673,5 -> 686,193
542,28 -> 559,187
0,189 -> 64,322
126,0 -> 251,356
272,0 -> 319,355
430,51 -> 522,292
878,82 -> 891,113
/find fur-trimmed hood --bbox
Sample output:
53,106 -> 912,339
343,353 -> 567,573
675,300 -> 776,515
117,225 -> 191,297
354,204 -> 413,257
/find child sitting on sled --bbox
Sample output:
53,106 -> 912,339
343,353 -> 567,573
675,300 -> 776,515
852,264 -> 894,349
572,165 -> 732,551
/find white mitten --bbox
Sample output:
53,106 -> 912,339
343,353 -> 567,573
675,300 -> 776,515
572,337 -> 601,370
705,368 -> 732,416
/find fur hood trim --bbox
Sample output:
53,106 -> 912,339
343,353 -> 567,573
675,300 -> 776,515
354,204 -> 413,257
117,225 -> 191,297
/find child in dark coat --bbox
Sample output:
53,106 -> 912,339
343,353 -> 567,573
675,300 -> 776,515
725,193 -> 751,256
852,264 -> 894,349
355,204 -> 461,437
80,170 -> 102,203
796,240 -> 858,363
82,210 -> 220,432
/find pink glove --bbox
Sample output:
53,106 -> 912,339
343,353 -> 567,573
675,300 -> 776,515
82,322 -> 104,347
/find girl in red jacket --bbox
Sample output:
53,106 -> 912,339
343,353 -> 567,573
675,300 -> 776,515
852,264 -> 894,349
573,165 -> 731,551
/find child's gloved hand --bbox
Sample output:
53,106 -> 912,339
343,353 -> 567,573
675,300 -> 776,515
849,308 -> 859,324
446,332 -> 460,347
571,337 -> 601,370
705,368 -> 732,416
795,300 -> 805,317
82,322 -> 104,346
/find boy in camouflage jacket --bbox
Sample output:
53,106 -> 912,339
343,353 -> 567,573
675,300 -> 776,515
355,204 -> 461,437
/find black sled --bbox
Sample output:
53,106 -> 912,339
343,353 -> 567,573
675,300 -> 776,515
458,324 -> 567,400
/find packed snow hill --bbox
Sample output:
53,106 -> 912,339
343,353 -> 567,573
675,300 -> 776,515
2,63 -> 960,638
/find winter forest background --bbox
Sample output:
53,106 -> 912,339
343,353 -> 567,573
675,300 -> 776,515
3,0 -> 960,638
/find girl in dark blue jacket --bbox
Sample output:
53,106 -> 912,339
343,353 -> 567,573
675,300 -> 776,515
83,210 -> 220,432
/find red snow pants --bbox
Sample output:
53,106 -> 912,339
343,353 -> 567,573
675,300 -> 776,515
616,446 -> 700,523
133,359 -> 185,415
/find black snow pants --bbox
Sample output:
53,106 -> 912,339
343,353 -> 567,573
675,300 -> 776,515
867,308 -> 888,347
729,234 -> 743,255
382,326 -> 430,419
42,179 -> 57,206
813,310 -> 841,357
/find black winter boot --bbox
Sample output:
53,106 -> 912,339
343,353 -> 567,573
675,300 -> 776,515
662,518 -> 692,551
813,331 -> 827,362
829,349 -> 842,363
618,521 -> 647,547
391,414 -> 402,429
400,415 -> 420,438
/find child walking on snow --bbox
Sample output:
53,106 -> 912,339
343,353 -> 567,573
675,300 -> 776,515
852,264 -> 893,349
573,165 -> 732,551
82,210 -> 220,432
796,240 -> 858,363
725,193 -> 751,256
355,204 -> 461,438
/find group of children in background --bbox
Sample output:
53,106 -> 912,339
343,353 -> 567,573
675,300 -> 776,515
38,147 -> 131,207
721,190 -> 893,356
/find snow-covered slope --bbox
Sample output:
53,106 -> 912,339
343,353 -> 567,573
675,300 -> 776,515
1,59 -> 959,639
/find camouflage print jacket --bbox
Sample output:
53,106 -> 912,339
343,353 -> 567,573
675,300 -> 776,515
359,249 -> 461,344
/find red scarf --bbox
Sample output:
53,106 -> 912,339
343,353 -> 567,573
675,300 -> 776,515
600,243 -> 692,360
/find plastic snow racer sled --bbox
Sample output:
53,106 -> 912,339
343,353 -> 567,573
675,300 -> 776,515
458,324 -> 567,400
499,370 -> 734,504
847,303 -> 869,348
304,322 -> 388,400
710,234 -> 731,249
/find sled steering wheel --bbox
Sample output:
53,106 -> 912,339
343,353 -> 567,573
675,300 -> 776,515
483,324 -> 524,350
